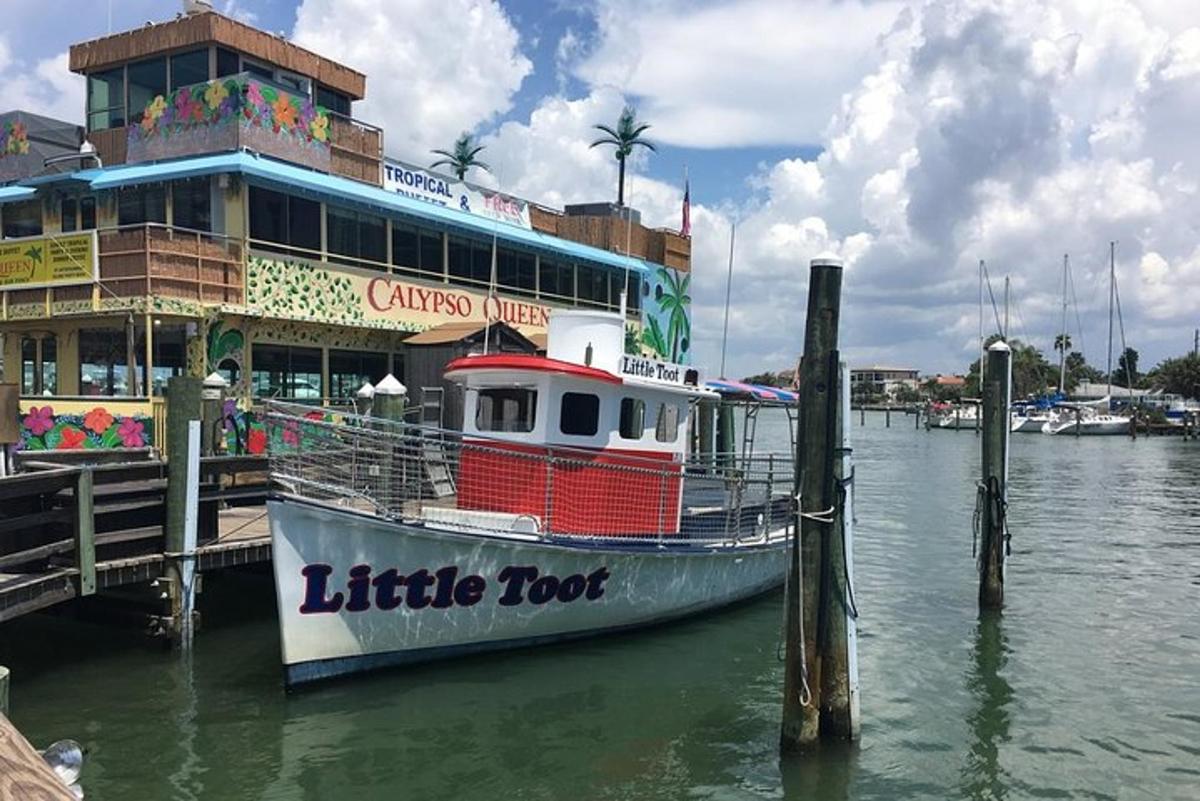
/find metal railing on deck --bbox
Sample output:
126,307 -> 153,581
265,402 -> 793,546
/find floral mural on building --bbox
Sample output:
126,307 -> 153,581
246,257 -> 365,325
127,76 -> 330,165
640,266 -> 692,364
221,399 -> 339,456
0,119 -> 30,156
18,405 -> 151,451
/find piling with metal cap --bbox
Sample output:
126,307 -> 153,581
201,372 -> 228,457
979,341 -> 1011,610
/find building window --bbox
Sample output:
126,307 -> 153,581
80,197 -> 96,231
2,201 -> 42,239
248,186 -> 320,256
127,57 -> 167,124
497,247 -> 535,296
655,403 -> 680,443
276,71 -> 310,96
21,337 -> 56,395
560,392 -> 600,437
251,344 -> 323,400
170,49 -> 209,90
242,59 -> 274,82
447,236 -> 471,282
61,198 -> 77,233
327,204 -> 386,267
79,328 -> 140,397
539,257 -> 573,301
391,223 -> 443,278
171,177 -> 211,232
476,388 -> 537,433
149,324 -> 187,396
87,67 -> 125,131
619,398 -> 645,440
216,48 -> 240,79
577,264 -> 610,309
316,85 -> 351,117
117,185 -> 166,227
329,349 -> 388,399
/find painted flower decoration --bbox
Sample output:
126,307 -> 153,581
175,86 -> 193,115
23,406 -> 54,436
309,114 -> 329,142
281,421 -> 300,446
117,417 -> 145,448
247,427 -> 267,455
84,408 -> 115,435
272,96 -> 297,129
147,95 -> 167,121
204,80 -> 229,110
246,81 -> 265,109
304,411 -> 325,422
58,427 -> 86,450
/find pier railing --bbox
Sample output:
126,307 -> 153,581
265,402 -> 794,545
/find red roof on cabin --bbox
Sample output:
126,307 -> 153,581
444,354 -> 624,385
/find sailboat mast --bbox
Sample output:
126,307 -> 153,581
1003,276 -> 1009,340
979,259 -> 985,394
1106,241 -> 1115,397
1059,254 -> 1068,393
719,222 -> 736,379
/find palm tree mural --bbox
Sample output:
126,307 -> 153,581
654,267 -> 691,362
590,106 -> 656,206
430,133 -> 491,180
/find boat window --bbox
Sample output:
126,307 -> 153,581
619,398 -> 645,440
560,392 -> 600,436
476,388 -> 537,433
655,403 -> 680,443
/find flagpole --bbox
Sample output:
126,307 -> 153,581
719,221 -> 736,379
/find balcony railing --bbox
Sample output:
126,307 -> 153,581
0,224 -> 243,314
84,73 -> 383,186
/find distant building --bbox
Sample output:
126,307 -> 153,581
931,374 -> 966,388
850,366 -> 919,399
1071,381 -> 1159,402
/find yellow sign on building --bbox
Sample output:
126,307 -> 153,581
0,231 -> 98,289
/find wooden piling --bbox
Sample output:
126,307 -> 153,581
717,401 -> 735,468
885,407 -> 891,427
859,407 -> 865,426
782,257 -> 844,752
698,398 -> 716,467
979,341 -> 1011,611
0,666 -> 8,717
165,376 -> 202,649
73,468 -> 96,597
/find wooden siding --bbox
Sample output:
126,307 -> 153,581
330,115 -> 383,185
529,207 -> 691,273
68,11 -> 365,100
86,127 -> 127,167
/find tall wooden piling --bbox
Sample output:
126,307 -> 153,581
885,407 -> 891,427
716,401 -> 735,468
782,257 -> 846,752
698,398 -> 716,467
165,376 -> 202,649
979,341 -> 1011,610
0,666 -> 8,717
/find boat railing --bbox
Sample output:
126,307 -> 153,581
264,402 -> 794,545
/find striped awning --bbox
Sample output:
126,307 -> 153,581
705,379 -> 798,403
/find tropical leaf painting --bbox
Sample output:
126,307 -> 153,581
641,316 -> 670,359
640,266 -> 691,363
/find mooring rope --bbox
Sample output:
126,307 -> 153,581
972,476 -> 1010,566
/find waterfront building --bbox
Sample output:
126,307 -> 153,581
0,8 -> 691,451
849,366 -> 919,399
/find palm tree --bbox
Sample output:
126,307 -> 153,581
590,106 -> 656,206
1054,333 -> 1072,390
654,267 -> 691,362
430,133 -> 491,181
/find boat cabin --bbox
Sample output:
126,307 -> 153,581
444,311 -> 711,536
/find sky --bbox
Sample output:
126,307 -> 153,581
2,0 -> 1198,378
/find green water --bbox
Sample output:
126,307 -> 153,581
3,414 -> 1199,800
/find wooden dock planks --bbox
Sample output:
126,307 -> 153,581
0,713 -> 77,800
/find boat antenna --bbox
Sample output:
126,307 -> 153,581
979,259 -> 984,394
1113,249 -> 1134,398
1106,241 -> 1115,397
1003,275 -> 1010,340
1058,254 -> 1069,393
719,221 -> 736,379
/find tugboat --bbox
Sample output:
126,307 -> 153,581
266,310 -> 793,686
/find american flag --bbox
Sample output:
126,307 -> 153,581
681,177 -> 691,237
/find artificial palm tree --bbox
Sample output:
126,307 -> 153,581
590,106 -> 656,206
430,133 -> 491,180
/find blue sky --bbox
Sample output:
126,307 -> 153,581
2,0 -> 1198,379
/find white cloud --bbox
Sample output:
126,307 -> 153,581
292,0 -> 532,160
0,42 -> 83,123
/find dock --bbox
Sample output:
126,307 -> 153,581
0,712 -> 77,800
0,456 -> 270,626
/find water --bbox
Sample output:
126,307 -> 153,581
4,412 -> 1199,800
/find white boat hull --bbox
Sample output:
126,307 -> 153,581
1010,415 -> 1048,433
1041,416 -> 1131,436
269,498 -> 788,685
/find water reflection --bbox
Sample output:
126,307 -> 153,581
961,612 -> 1011,800
779,741 -> 856,800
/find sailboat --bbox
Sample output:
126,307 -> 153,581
1042,244 -> 1132,436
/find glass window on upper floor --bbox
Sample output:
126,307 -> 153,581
497,246 -> 536,297
623,271 -> 641,314
577,263 -> 610,309
172,177 -> 211,232
2,200 -> 42,239
87,67 -> 125,131
80,197 -> 96,231
127,57 -> 167,125
276,71 -> 310,96
216,47 -> 240,79
327,204 -> 386,268
248,185 -> 320,257
61,198 -> 77,233
447,235 -> 471,282
392,222 -> 443,278
242,59 -> 274,81
118,185 -> 166,227
170,49 -> 210,91
316,84 -> 351,117
539,257 -> 574,301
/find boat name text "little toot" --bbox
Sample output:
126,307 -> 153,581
298,564 -> 611,613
